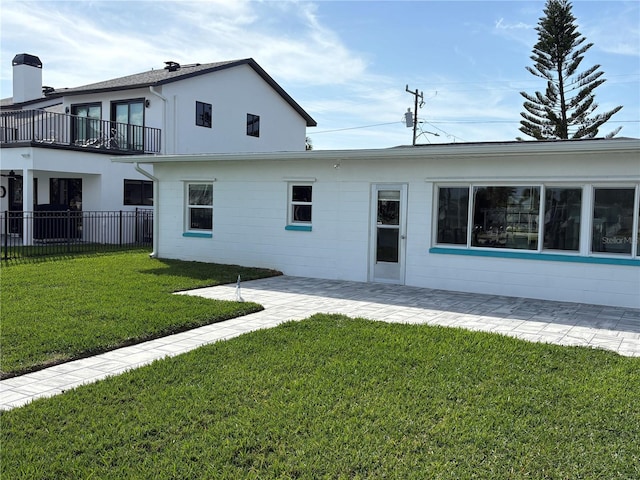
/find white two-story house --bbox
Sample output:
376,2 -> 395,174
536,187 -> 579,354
0,53 -> 316,244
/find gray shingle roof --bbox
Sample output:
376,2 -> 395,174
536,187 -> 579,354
3,58 -> 317,126
59,60 -> 241,93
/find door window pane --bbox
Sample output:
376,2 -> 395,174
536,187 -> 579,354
377,228 -> 399,262
437,187 -> 469,245
543,188 -> 581,251
592,188 -> 635,254
378,191 -> 400,225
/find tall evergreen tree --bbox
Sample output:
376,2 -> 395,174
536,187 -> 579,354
519,0 -> 622,140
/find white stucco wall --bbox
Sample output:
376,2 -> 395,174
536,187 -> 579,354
127,140 -> 640,308
0,147 -> 148,211
60,65 -> 309,155
161,65 -> 308,154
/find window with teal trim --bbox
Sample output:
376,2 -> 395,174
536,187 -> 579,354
637,202 -> 640,256
592,188 -> 635,255
433,183 -> 640,262
186,183 -> 213,232
437,187 -> 469,245
472,186 -> 540,250
543,187 -> 581,251
288,184 -> 312,226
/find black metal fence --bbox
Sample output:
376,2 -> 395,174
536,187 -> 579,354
1,209 -> 153,261
1,109 -> 161,154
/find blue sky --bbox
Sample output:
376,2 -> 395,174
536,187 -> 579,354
1,0 -> 638,149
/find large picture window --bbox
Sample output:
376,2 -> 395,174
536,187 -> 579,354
543,187 -> 581,251
435,183 -> 640,259
472,186 -> 540,250
592,188 -> 635,255
186,183 -> 213,231
437,187 -> 469,245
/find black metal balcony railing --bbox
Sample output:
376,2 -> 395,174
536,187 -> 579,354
1,209 -> 153,261
0,110 -> 161,154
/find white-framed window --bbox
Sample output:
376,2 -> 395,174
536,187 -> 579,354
543,186 -> 581,251
591,186 -> 637,255
185,183 -> 213,232
471,185 -> 540,250
288,184 -> 313,225
434,183 -> 640,259
436,186 -> 469,245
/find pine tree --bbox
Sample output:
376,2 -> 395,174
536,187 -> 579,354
519,0 -> 622,140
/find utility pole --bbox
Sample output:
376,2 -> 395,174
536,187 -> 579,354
405,85 -> 424,146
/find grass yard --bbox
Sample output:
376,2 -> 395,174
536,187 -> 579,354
0,251 -> 280,377
2,315 -> 639,479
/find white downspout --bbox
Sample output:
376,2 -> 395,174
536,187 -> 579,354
135,162 -> 159,258
148,86 -> 167,154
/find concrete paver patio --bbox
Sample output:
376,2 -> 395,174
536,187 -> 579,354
2,276 -> 639,410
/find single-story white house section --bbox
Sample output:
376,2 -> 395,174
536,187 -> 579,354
115,138 -> 640,308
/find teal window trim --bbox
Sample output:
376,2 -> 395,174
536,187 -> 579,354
183,232 -> 213,238
285,225 -> 312,232
429,247 -> 640,267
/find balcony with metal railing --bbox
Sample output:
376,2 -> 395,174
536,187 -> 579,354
0,109 -> 161,154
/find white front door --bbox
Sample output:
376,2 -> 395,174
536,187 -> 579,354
370,184 -> 408,284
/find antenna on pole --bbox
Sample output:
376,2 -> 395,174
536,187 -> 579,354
405,85 -> 424,146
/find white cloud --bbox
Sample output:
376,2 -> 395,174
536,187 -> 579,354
494,18 -> 533,31
0,0 -> 368,92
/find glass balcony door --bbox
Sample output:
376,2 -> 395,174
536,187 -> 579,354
112,100 -> 144,151
71,104 -> 101,145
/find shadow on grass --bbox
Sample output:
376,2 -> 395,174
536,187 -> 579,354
140,258 -> 282,285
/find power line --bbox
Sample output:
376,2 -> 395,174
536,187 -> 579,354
428,119 -> 640,124
308,119 -> 639,136
308,121 -> 401,135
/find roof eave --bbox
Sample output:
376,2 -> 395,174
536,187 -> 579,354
112,138 -> 640,165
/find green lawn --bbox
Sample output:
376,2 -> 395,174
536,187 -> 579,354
2,315 -> 639,479
0,251 -> 280,377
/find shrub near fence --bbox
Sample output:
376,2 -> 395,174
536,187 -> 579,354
1,209 -> 152,260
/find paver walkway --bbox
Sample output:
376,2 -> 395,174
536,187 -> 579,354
2,276 -> 639,410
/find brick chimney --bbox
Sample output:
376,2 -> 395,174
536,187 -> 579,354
12,53 -> 43,103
